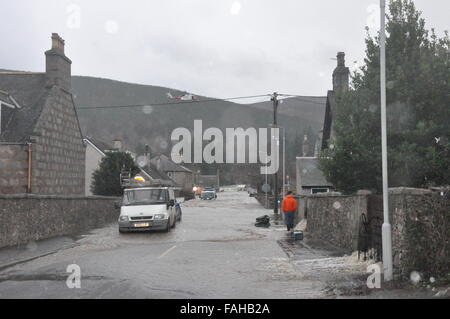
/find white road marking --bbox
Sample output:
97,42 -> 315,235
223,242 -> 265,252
158,245 -> 177,259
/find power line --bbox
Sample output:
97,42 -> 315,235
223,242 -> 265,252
76,94 -> 271,110
278,94 -> 327,106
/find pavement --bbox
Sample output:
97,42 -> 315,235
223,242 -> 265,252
0,191 -> 447,299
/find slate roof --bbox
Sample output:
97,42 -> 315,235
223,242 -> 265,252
84,136 -> 115,154
321,90 -> 336,150
140,163 -> 175,186
0,72 -> 48,143
0,90 -> 17,106
297,157 -> 333,188
150,154 -> 192,173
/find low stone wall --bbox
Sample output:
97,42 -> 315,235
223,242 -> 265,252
300,187 -> 450,279
304,193 -> 369,252
389,188 -> 449,279
0,194 -> 120,248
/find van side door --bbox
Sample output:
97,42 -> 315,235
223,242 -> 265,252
168,189 -> 175,222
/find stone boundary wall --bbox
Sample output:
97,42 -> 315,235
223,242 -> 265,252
302,193 -> 369,252
297,187 -> 449,279
0,194 -> 120,248
388,188 -> 449,278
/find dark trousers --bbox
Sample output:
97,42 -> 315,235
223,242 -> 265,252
284,210 -> 295,231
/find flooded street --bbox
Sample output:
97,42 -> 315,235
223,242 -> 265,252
0,192 -> 382,298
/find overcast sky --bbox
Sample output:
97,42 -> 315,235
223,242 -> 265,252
1,0 -> 448,103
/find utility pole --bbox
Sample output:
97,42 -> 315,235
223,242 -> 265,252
271,92 -> 279,216
380,0 -> 393,281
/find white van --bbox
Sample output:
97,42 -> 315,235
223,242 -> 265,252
118,187 -> 179,233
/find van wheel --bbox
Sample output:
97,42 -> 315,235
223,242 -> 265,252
165,219 -> 171,232
172,218 -> 176,229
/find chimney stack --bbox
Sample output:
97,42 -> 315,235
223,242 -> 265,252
332,52 -> 350,95
302,135 -> 310,157
45,33 -> 72,91
144,144 -> 151,162
113,138 -> 123,151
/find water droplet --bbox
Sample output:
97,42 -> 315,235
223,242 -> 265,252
26,241 -> 37,252
369,104 -> 378,113
160,140 -> 168,150
387,81 -> 395,89
105,20 -> 119,34
410,271 -> 421,284
333,201 -> 341,210
230,1 -> 241,15
142,105 -> 153,114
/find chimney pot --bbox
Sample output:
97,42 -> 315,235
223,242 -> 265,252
113,138 -> 123,151
51,33 -> 65,53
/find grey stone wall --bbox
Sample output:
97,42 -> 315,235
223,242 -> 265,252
31,87 -> 85,195
306,193 -> 368,252
301,188 -> 449,279
388,188 -> 449,278
0,144 -> 28,194
0,194 -> 120,248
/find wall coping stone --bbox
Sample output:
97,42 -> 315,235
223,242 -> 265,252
388,187 -> 433,195
0,194 -> 120,200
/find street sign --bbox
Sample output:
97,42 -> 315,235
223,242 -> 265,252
262,184 -> 271,193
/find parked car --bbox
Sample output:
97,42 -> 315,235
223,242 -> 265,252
200,188 -> 217,200
118,187 -> 178,233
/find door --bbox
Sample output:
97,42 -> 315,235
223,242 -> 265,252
168,189 -> 176,226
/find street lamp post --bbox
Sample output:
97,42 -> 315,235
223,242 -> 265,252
380,0 -> 393,281
271,93 -> 279,216
282,126 -> 286,196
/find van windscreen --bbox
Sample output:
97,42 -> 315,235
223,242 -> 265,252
123,189 -> 168,206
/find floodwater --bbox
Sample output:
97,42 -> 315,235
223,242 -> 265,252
0,191 -> 443,299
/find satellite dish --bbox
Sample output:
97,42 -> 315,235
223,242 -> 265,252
137,155 -> 148,168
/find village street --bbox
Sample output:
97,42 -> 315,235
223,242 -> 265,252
0,191 -> 378,299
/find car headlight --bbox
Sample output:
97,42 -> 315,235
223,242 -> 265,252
153,214 -> 166,220
119,215 -> 129,222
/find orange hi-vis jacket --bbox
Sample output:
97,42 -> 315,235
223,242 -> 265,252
281,194 -> 297,212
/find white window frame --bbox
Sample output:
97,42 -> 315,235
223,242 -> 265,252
311,188 -> 330,194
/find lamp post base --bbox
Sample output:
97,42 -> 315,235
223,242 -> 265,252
382,222 -> 393,281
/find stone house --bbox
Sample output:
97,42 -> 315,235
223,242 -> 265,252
296,157 -> 333,195
295,52 -> 350,195
139,163 -> 175,187
321,52 -> 350,150
150,154 -> 193,191
83,136 -> 117,196
0,33 -> 85,195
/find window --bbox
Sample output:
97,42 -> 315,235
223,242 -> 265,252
311,188 -> 329,194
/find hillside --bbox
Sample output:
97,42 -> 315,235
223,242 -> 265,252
72,76 -> 326,158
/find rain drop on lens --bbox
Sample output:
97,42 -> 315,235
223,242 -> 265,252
230,2 -> 241,15
142,105 -> 153,114
105,20 -> 119,34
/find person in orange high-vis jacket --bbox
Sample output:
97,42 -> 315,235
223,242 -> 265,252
281,191 -> 297,231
